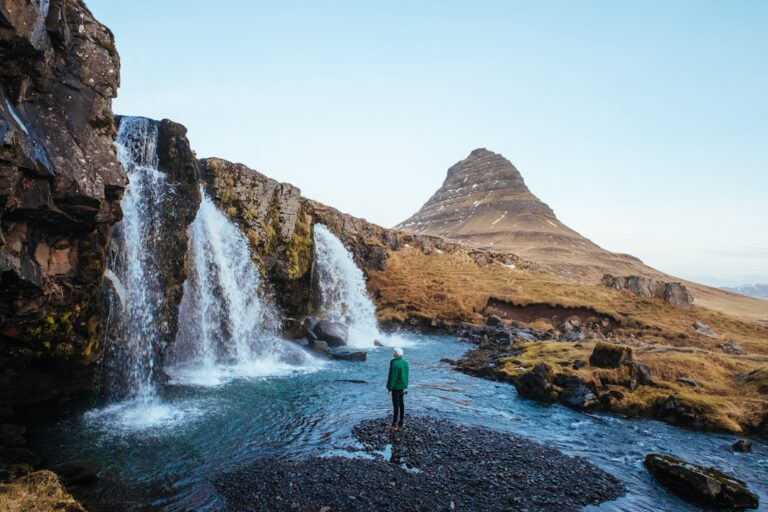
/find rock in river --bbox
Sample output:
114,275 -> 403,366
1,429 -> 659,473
313,320 -> 349,347
644,453 -> 759,509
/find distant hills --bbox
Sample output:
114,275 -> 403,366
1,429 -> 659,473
721,284 -> 768,301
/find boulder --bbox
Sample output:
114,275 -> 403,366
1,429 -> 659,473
572,360 -> 587,370
313,320 -> 349,347
564,330 -> 584,342
625,361 -> 654,387
731,439 -> 752,453
652,395 -> 707,430
693,320 -> 717,339
555,375 -> 598,410
589,342 -> 633,368
485,315 -> 503,326
602,275 -> 693,309
644,454 -> 759,509
330,351 -> 367,362
718,343 -> 743,355
514,364 -> 558,403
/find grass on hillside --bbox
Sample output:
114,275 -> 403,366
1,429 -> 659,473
369,246 -> 768,353
498,341 -> 767,433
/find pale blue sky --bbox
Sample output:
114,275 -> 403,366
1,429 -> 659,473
89,0 -> 767,287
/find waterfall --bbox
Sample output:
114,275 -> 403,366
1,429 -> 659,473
312,224 -> 381,348
167,190 -> 317,386
103,117 -> 170,403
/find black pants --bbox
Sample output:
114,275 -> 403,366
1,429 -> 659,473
391,390 -> 405,425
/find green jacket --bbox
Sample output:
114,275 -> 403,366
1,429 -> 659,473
387,357 -> 409,391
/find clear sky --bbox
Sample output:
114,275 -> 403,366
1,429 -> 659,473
89,0 -> 767,287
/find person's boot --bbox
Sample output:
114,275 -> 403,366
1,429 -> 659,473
398,419 -> 404,430
386,423 -> 398,430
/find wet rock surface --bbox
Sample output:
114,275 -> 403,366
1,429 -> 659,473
0,0 -> 127,406
644,453 -> 759,509
214,416 -> 624,511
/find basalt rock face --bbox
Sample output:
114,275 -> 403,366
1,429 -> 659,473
0,0 -> 126,405
397,148 -> 655,283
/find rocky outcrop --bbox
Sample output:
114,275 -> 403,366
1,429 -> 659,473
0,0 -> 127,405
602,274 -> 693,309
644,454 -> 759,509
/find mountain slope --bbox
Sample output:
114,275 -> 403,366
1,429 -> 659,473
397,148 -> 657,283
397,149 -> 768,321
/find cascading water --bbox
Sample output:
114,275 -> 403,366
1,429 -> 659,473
104,117 -> 169,403
312,224 -> 382,348
167,190 -> 317,386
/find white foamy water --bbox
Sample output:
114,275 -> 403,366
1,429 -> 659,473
84,398 -> 208,436
104,117 -> 169,403
312,224 -> 388,348
166,190 -> 321,386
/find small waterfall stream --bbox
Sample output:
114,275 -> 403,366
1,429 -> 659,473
95,118 -> 318,431
312,224 -> 382,348
104,117 -> 169,404
167,190 -> 317,386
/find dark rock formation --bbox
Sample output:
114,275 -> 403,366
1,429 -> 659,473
515,364 -> 558,403
329,350 -> 366,362
312,320 -> 348,347
732,439 -> 752,453
589,342 -> 633,368
0,0 -> 127,405
602,274 -> 693,309
644,453 -> 759,509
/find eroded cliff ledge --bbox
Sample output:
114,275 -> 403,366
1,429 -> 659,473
0,0 -> 126,405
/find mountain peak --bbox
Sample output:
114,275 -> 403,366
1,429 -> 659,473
397,150 -> 655,283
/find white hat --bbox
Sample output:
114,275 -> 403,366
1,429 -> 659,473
394,347 -> 404,357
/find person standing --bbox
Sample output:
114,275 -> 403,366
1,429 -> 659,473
386,347 -> 409,430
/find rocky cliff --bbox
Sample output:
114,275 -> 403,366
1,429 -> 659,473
0,0 -> 126,405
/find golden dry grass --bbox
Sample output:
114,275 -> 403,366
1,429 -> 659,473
494,341 -> 767,433
369,246 -> 768,352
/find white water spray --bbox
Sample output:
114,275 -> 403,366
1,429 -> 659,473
312,224 -> 381,348
167,191 -> 319,386
105,117 -> 169,403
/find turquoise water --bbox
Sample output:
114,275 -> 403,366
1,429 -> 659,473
30,334 -> 767,511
